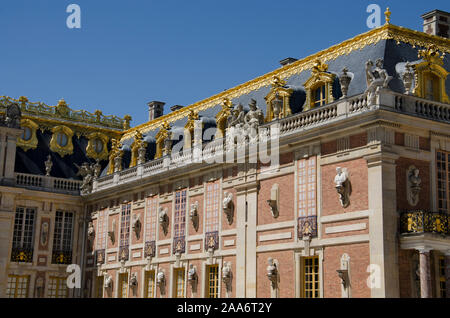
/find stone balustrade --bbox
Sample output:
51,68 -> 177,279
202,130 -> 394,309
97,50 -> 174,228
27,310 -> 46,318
15,172 -> 81,195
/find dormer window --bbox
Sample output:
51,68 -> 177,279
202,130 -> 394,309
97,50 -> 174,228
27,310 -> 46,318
412,45 -> 449,104
303,60 -> 336,111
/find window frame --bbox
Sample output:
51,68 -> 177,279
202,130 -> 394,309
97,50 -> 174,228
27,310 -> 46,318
6,275 -> 30,298
301,256 -> 320,299
206,265 -> 219,298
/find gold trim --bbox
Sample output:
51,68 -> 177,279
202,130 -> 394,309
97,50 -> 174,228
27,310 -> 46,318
184,110 -> 199,149
17,119 -> 39,152
86,132 -> 109,161
155,121 -> 171,159
412,45 -> 450,103
49,125 -> 74,157
107,139 -> 123,175
265,76 -> 293,122
303,60 -> 336,111
130,130 -> 146,168
123,24 -> 450,140
215,98 -> 233,139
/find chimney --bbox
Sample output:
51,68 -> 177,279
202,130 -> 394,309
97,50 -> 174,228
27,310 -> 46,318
279,57 -> 298,67
170,105 -> 184,112
421,10 -> 450,38
147,101 -> 165,121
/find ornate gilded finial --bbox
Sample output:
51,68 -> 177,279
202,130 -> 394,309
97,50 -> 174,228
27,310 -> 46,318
385,7 -> 391,25
272,76 -> 287,88
123,115 -> 132,130
221,97 -> 233,109
57,98 -> 68,107
94,110 -> 102,122
418,44 -> 444,65
161,120 -> 171,131
187,110 -> 199,122
18,96 -> 28,104
312,59 -> 328,74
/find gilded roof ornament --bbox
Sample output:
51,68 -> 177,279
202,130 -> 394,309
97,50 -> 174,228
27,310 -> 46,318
311,60 -> 329,74
418,44 -> 445,65
271,76 -> 287,88
385,7 -> 391,25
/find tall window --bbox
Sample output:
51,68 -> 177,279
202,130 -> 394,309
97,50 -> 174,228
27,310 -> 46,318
118,273 -> 128,298
437,151 -> 450,214
174,190 -> 187,238
145,197 -> 158,242
96,276 -> 104,298
205,182 -> 220,234
6,275 -> 29,298
424,72 -> 440,101
302,256 -> 320,298
11,207 -> 36,263
48,277 -> 68,298
96,210 -> 108,251
119,204 -> 131,260
144,271 -> 155,298
298,157 -> 317,239
439,256 -> 446,298
174,268 -> 185,298
313,84 -> 327,107
52,211 -> 74,264
207,265 -> 219,298
298,157 -> 317,217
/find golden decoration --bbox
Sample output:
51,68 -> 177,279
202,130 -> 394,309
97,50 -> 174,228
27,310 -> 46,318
107,139 -> 123,174
155,121 -> 171,159
49,125 -> 74,157
86,132 -> 110,161
384,7 -> 391,25
264,76 -> 293,122
129,130 -> 146,168
184,110 -> 200,149
412,45 -> 449,103
215,98 -> 233,139
17,118 -> 39,152
303,60 -> 336,111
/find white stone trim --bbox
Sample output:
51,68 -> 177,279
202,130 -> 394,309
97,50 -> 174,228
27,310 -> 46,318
325,223 -> 367,234
256,221 -> 295,232
259,232 -> 292,242
320,210 -> 371,224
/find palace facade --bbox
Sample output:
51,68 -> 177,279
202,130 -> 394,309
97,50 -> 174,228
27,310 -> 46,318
1,9 -> 450,299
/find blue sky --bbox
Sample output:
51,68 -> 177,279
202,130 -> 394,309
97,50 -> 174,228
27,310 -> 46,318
1,0 -> 449,126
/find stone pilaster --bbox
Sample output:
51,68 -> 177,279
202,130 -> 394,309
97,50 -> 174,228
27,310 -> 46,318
364,150 -> 400,298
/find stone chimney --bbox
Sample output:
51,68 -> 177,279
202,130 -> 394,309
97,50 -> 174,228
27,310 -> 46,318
422,10 -> 450,38
148,101 -> 165,121
279,57 -> 298,67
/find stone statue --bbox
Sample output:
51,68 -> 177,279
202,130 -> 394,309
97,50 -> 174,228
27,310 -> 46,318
335,167 -> 351,208
402,62 -> 415,95
188,264 -> 198,293
189,201 -> 199,232
271,93 -> 283,120
87,221 -> 95,243
5,103 -> 22,129
40,221 -> 49,247
129,273 -> 138,287
222,261 -> 233,296
156,269 -> 166,296
104,274 -> 113,289
75,162 -> 94,195
223,192 -> 234,225
244,99 -> 264,142
93,159 -> 101,179
407,167 -> 422,206
365,59 -> 392,106
44,155 -> 52,177
132,214 -> 141,239
108,219 -> 115,244
159,207 -> 169,236
267,258 -> 278,288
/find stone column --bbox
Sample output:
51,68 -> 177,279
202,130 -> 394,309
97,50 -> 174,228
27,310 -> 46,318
364,151 -> 400,298
418,248 -> 432,298
445,253 -> 450,298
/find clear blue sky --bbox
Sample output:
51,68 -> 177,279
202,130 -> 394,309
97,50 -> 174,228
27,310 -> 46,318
1,0 -> 448,126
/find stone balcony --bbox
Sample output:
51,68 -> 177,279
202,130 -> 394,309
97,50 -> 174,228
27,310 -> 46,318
90,89 -> 450,195
14,172 -> 81,196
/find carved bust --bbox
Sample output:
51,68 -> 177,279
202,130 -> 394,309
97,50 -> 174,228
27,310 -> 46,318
266,258 -> 278,287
